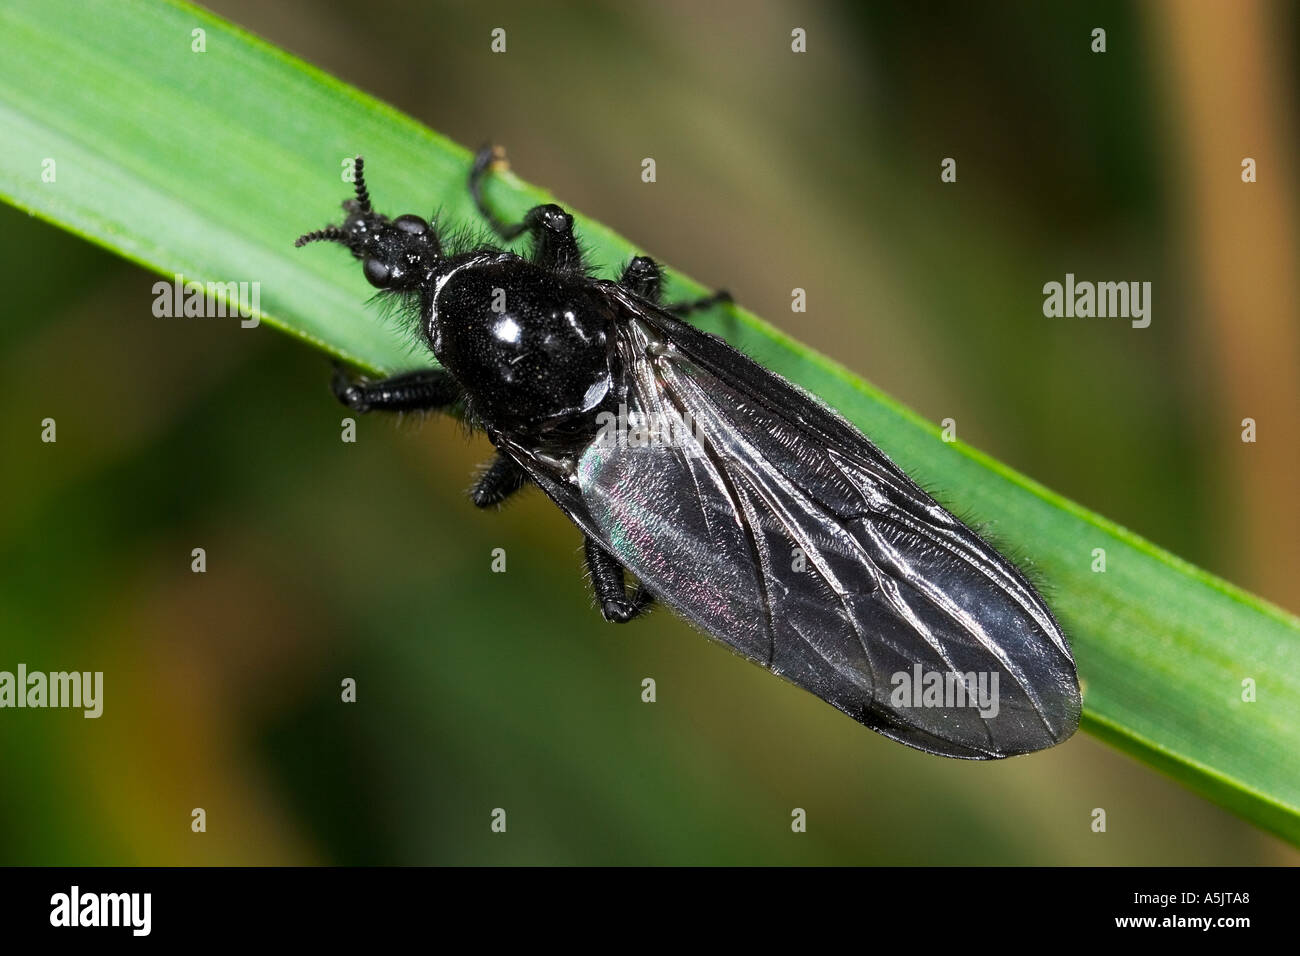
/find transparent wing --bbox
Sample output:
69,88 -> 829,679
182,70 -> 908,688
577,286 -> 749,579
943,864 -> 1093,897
512,286 -> 1080,758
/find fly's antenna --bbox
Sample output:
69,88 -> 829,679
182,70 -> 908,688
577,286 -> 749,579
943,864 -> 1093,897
294,157 -> 375,248
352,155 -> 372,213
294,226 -> 348,247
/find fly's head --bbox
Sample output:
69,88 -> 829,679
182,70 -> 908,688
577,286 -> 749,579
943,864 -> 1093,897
295,156 -> 441,293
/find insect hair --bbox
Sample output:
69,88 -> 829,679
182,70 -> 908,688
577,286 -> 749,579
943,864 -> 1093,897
903,463 -> 1056,601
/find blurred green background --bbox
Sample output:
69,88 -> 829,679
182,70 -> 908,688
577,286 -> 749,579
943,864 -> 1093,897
2,0 -> 1297,863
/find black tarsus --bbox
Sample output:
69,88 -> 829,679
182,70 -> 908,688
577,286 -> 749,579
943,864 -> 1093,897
469,144 -> 585,274
667,289 -> 732,318
331,365 -> 461,413
471,453 -> 530,508
468,145 -> 513,235
584,537 -> 654,623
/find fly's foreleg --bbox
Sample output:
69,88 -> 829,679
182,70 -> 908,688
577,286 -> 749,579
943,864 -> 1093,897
583,537 -> 654,623
332,366 -> 461,413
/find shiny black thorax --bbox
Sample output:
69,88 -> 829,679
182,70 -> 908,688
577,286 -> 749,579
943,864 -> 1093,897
422,252 -> 618,439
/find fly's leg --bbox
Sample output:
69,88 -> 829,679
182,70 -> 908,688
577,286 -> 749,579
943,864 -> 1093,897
332,365 -> 461,413
584,537 -> 654,623
334,369 -> 530,508
469,145 -> 585,275
471,453 -> 530,508
619,256 -> 664,303
467,145 -> 515,235
666,288 -> 732,318
619,254 -> 732,318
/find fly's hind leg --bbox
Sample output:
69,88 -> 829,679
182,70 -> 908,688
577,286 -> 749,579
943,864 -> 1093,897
469,145 -> 585,275
583,537 -> 654,623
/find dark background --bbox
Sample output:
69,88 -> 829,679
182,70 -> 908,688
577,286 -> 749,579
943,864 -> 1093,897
1,0 -> 1296,863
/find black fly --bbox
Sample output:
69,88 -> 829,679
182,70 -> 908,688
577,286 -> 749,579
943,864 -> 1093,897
296,148 -> 1081,758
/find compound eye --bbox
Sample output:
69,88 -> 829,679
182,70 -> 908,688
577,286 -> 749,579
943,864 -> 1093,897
393,214 -> 429,236
363,257 -> 393,288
